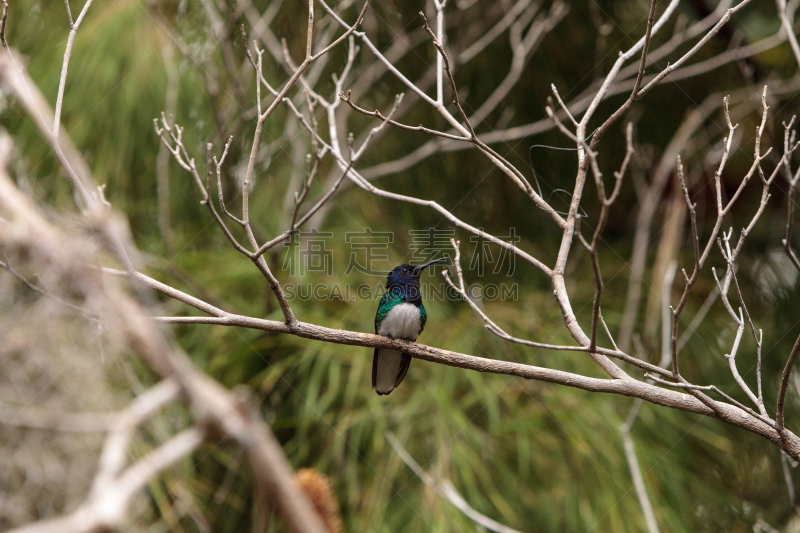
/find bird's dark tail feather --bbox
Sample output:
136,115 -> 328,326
373,348 -> 412,395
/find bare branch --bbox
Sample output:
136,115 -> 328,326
583,122 -> 634,353
0,140 -> 330,533
777,0 -> 800,70
90,380 -> 180,497
0,257 -> 96,316
620,412 -> 660,533
306,0 -> 314,59
458,0 -> 534,63
783,113 -> 800,272
631,0 -> 660,98
582,0 -> 681,144
781,451 -> 800,517
619,99 -> 714,352
153,117 -> 252,258
777,332 -> 800,433
677,157 -> 700,271
52,0 -> 94,205
9,4 -> 800,527
442,238 -> 590,354
420,10 -> 474,138
8,429 -> 204,533
213,135 -> 243,226
0,0 -> 9,50
644,374 -> 775,428
676,285 -> 720,352
667,89 -> 774,379
386,432 -> 523,533
340,91 -> 470,141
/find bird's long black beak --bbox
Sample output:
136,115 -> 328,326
413,257 -> 447,275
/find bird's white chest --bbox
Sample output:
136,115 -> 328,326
378,303 -> 422,340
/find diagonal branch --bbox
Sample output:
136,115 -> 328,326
386,432 -> 523,533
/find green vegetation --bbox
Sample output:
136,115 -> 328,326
4,0 -> 800,530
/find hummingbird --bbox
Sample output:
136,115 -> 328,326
372,257 -> 446,395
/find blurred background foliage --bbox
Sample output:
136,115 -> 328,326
4,0 -> 800,531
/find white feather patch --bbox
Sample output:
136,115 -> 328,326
378,302 -> 422,340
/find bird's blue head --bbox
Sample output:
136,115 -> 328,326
385,258 -> 446,302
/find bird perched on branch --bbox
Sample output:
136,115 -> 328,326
372,258 -> 446,395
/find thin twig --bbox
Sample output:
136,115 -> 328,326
0,257 -> 96,316
777,332 -> 800,433
620,410 -> 660,533
419,11 -> 475,138
386,432 -> 523,533
0,0 -> 9,49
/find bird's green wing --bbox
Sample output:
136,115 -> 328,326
375,291 -> 403,333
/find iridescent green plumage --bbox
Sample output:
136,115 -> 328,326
373,259 -> 445,395
374,291 -> 426,334
374,292 -> 403,332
